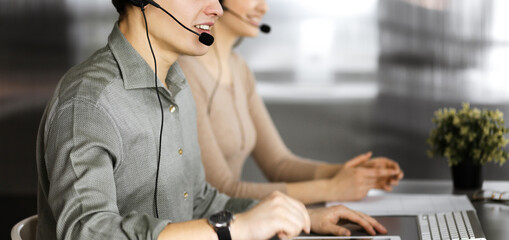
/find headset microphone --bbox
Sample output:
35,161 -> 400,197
130,0 -> 214,46
259,24 -> 271,34
222,6 -> 271,34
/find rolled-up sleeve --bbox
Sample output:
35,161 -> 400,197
44,98 -> 169,240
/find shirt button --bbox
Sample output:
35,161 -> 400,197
178,148 -> 183,156
183,192 -> 188,199
169,105 -> 176,113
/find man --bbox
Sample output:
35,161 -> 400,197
36,0 -> 386,239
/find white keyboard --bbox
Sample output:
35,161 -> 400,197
418,211 -> 486,240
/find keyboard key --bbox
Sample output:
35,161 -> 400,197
437,213 -> 451,240
445,212 -> 459,239
453,211 -> 469,239
461,211 -> 476,238
418,215 -> 432,240
428,214 -> 441,240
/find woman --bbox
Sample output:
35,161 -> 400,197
36,0 -> 387,239
178,0 -> 404,204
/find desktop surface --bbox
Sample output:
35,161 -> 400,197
299,180 -> 509,240
381,180 -> 509,240
350,216 -> 417,239
298,216 -> 416,239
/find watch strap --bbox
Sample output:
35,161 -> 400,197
216,226 -> 231,240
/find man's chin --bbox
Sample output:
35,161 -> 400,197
184,45 -> 209,57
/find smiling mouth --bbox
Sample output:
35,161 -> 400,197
247,17 -> 261,26
194,24 -> 211,31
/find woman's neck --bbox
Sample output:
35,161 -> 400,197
196,21 -> 238,80
119,15 -> 179,89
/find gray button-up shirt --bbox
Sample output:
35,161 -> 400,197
36,24 -> 254,240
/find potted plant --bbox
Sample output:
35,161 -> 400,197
427,103 -> 509,189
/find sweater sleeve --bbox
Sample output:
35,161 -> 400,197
240,56 -> 322,183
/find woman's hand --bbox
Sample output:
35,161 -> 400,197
362,157 -> 404,191
308,205 -> 387,236
326,152 -> 401,201
230,191 -> 310,240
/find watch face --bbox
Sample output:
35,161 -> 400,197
210,211 -> 233,228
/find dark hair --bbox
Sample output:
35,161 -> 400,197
112,0 -> 130,19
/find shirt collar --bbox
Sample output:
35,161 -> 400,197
108,23 -> 186,96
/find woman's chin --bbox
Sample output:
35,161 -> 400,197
242,30 -> 259,38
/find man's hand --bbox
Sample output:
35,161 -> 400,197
308,205 -> 387,236
230,191 -> 310,240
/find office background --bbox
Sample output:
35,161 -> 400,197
1,0 -> 508,237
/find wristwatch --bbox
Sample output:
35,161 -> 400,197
208,210 -> 234,240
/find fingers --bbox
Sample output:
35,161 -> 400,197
344,152 -> 372,168
355,211 -> 388,234
310,205 -> 388,237
323,223 -> 351,236
352,166 -> 402,193
270,192 -> 310,236
374,178 -> 392,191
382,184 -> 393,191
390,173 -> 403,186
361,167 -> 400,178
329,205 -> 387,236
284,195 -> 311,234
243,191 -> 313,239
384,160 -> 403,179
365,157 -> 403,175
386,171 -> 404,189
397,171 -> 404,180
277,231 -> 289,240
309,206 -> 353,236
337,210 -> 378,236
275,215 -> 305,238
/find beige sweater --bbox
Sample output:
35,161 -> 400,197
178,53 -> 319,200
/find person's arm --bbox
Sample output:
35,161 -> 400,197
242,61 -> 403,203
314,163 -> 343,179
288,153 -> 402,202
45,100 -> 169,239
301,154 -> 405,200
157,219 -> 216,240
241,59 -> 322,183
47,99 -> 304,240
159,193 -> 390,240
159,191 -> 311,240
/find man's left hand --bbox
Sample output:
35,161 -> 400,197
308,205 -> 387,236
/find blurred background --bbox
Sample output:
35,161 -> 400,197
1,0 -> 509,237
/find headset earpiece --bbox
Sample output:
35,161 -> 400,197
128,0 -> 149,8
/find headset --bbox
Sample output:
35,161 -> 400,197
219,0 -> 271,33
126,0 -> 271,218
206,0 -> 271,114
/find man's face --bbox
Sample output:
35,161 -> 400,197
146,0 -> 223,56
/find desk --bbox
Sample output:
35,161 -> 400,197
388,180 -> 509,240
290,180 -> 509,240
